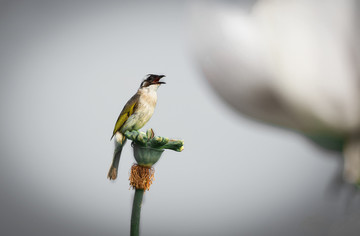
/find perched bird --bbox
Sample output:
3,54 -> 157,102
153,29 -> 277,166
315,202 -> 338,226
108,74 -> 165,180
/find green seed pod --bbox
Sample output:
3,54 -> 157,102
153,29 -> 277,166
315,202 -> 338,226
150,136 -> 169,148
136,131 -> 148,145
162,140 -> 184,152
133,143 -> 164,167
124,130 -> 138,141
146,128 -> 155,139
125,129 -> 184,152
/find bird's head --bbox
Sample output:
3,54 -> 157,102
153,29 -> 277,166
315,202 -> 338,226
140,74 -> 166,88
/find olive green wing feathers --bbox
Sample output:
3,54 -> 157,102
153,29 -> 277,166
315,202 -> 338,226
111,94 -> 139,140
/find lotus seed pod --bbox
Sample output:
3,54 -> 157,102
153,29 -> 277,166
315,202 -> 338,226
146,128 -> 155,139
136,131 -> 148,145
124,130 -> 138,141
125,130 -> 184,152
133,143 -> 164,167
150,136 -> 169,148
162,140 -> 184,152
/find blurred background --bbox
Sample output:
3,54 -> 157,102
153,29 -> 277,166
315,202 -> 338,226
0,0 -> 359,236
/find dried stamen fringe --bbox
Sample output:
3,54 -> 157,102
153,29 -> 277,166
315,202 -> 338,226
129,164 -> 155,191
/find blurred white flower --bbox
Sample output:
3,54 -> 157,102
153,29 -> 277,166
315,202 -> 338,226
189,0 -> 360,184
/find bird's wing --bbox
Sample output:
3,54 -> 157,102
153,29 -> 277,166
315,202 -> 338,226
111,93 -> 139,139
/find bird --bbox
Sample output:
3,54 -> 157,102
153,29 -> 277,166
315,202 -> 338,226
108,74 -> 165,180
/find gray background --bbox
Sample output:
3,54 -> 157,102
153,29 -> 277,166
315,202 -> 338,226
0,0 -> 359,235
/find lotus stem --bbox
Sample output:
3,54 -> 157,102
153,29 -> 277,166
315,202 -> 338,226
130,188 -> 144,236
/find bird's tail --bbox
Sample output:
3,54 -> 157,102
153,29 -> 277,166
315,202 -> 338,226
108,133 -> 127,180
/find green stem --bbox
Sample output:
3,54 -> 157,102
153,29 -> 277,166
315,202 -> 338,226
130,189 -> 144,236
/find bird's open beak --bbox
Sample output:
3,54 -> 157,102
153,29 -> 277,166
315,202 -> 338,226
153,75 -> 166,84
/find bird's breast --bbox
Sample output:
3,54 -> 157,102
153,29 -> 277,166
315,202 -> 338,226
140,92 -> 157,108
131,93 -> 157,129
